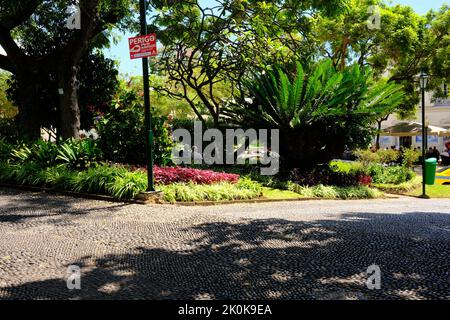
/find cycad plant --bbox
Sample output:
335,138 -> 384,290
223,59 -> 404,169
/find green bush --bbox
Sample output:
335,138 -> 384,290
65,165 -> 147,199
95,83 -> 173,166
354,149 -> 380,164
355,149 -> 400,164
372,175 -> 422,194
288,183 -> 383,199
329,160 -> 366,175
0,138 -> 13,162
0,161 -> 263,202
331,160 -> 415,185
367,164 -> 414,184
402,147 -> 421,168
106,169 -> 147,199
56,138 -> 102,170
0,162 -> 41,185
10,140 -> 59,167
158,180 -> 263,203
70,165 -> 122,194
223,59 -> 404,169
37,166 -> 76,189
0,118 -> 21,144
378,149 -> 400,164
7,138 -> 101,170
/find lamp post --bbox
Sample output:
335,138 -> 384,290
418,70 -> 429,198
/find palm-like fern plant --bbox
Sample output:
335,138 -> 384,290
225,59 -> 404,128
223,59 -> 405,168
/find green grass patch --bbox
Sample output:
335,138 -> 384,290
262,187 -> 303,200
407,185 -> 450,198
372,175 -> 422,194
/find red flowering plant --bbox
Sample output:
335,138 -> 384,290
153,166 -> 239,185
357,174 -> 373,186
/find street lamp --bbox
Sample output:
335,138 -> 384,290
418,70 -> 429,198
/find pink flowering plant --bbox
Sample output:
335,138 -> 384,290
153,166 -> 239,185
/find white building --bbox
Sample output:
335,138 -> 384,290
378,87 -> 450,153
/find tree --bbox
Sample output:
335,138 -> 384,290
5,51 -> 119,135
147,0 -> 347,126
95,79 -> 173,166
0,0 -> 131,139
223,59 -> 405,169
313,0 -> 450,147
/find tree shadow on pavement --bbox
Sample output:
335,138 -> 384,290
1,211 -> 449,300
0,189 -> 130,224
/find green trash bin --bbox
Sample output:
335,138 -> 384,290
425,158 -> 437,185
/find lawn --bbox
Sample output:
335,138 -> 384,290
262,187 -> 303,200
408,185 -> 450,198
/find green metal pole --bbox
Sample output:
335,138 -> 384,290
140,0 -> 155,192
421,88 -> 426,198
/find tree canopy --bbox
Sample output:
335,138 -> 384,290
146,0 -> 348,126
0,0 -> 132,138
314,0 -> 450,117
0,0 -> 448,143
223,59 -> 405,167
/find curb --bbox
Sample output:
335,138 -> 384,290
174,197 -> 315,206
0,183 -> 398,206
175,195 -> 399,206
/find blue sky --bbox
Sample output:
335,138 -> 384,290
105,0 -> 449,76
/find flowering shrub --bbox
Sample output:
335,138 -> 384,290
288,163 -> 373,187
357,174 -> 373,186
154,166 -> 239,185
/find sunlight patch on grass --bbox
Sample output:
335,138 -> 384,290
262,187 -> 304,200
408,185 -> 450,198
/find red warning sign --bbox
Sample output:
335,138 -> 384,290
128,34 -> 157,60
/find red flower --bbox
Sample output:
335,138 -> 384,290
152,166 -> 239,185
357,174 -> 373,186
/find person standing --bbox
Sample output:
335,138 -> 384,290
432,146 -> 440,160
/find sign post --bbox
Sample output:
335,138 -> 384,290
128,34 -> 157,60
129,0 -> 157,192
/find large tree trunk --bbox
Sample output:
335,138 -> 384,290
375,120 -> 382,150
58,65 -> 80,139
15,74 -> 41,140
376,116 -> 389,150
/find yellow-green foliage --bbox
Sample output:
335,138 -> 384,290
402,147 -> 421,168
373,175 -> 422,194
329,160 -> 365,174
288,183 -> 383,199
158,179 -> 263,203
355,149 -> 400,164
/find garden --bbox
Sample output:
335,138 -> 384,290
0,57 -> 432,203
0,130 -> 421,203
0,1 -> 448,203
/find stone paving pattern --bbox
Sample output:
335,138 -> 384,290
0,188 -> 449,300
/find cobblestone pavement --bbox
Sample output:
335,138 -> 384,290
0,188 -> 449,300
